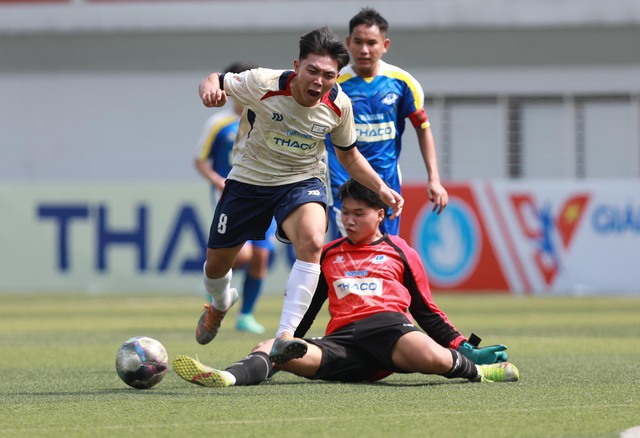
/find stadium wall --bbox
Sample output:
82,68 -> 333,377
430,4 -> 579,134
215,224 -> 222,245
1,181 -> 638,295
1,0 -> 640,182
1,0 -> 639,294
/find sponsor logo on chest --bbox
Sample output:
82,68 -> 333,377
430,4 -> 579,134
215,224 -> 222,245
268,131 -> 318,154
333,277 -> 383,299
355,121 -> 396,142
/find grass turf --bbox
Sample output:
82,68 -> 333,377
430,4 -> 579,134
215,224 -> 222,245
0,292 -> 639,437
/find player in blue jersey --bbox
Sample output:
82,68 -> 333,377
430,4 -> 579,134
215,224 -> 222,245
194,62 -> 276,335
326,7 -> 448,238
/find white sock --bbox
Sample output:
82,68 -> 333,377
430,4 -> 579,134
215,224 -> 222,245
202,265 -> 232,310
220,370 -> 236,386
474,365 -> 483,382
276,260 -> 320,338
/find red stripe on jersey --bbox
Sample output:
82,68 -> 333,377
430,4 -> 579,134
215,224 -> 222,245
260,72 -> 294,101
321,87 -> 342,117
260,73 -> 342,118
409,108 -> 428,128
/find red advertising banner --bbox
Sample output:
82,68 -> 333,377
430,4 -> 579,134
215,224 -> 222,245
400,181 -> 640,296
400,184 -> 510,293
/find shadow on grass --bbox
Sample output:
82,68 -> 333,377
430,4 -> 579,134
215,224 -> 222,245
4,375 -> 472,399
260,378 -> 471,388
5,388 -> 197,397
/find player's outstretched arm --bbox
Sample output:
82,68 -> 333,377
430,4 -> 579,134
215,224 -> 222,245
198,73 -> 228,108
416,125 -> 448,214
335,147 -> 404,219
457,341 -> 508,364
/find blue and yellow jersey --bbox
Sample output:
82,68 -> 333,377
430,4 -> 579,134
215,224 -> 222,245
195,111 -> 239,179
326,60 -> 428,208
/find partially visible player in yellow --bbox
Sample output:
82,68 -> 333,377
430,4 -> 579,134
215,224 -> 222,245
194,62 -> 276,335
195,27 -> 404,365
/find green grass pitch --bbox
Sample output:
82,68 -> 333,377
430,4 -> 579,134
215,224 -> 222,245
1,292 -> 639,437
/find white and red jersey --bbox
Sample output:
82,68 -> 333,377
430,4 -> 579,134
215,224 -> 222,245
296,234 -> 466,349
222,67 -> 357,187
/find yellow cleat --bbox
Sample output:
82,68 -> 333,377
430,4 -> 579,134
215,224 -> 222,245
476,362 -> 520,382
173,355 -> 233,387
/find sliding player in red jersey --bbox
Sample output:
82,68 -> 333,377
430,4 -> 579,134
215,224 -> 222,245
174,180 -> 516,387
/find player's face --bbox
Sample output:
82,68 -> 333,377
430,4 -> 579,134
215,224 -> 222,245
292,54 -> 340,107
346,24 -> 389,77
341,197 -> 385,245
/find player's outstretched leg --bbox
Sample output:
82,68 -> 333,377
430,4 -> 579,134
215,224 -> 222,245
475,362 -> 520,382
195,288 -> 239,345
174,352 -> 273,387
173,355 -> 234,387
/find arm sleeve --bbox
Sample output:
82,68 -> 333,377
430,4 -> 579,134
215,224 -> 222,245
294,271 -> 328,338
400,72 -> 430,130
328,98 -> 357,148
394,239 -> 466,349
222,68 -> 259,108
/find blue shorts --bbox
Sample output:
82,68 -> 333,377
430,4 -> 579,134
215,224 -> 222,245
210,186 -> 276,251
248,219 -> 277,251
207,178 -> 326,248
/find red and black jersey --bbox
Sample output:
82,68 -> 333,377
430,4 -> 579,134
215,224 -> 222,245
295,234 -> 466,350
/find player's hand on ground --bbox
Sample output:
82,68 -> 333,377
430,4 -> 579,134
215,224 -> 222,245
199,74 -> 228,107
427,181 -> 448,215
458,342 -> 508,364
381,188 -> 404,219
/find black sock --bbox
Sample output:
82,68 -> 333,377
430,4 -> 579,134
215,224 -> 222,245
440,348 -> 478,380
225,351 -> 273,386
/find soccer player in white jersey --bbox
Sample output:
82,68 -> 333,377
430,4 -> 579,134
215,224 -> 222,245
326,7 -> 448,238
194,62 -> 277,335
196,27 -> 404,365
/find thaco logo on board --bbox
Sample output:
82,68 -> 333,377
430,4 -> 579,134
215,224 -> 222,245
37,203 -> 207,273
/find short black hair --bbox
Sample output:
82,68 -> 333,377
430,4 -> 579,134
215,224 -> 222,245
337,179 -> 388,212
349,7 -> 389,36
223,62 -> 257,74
299,26 -> 350,71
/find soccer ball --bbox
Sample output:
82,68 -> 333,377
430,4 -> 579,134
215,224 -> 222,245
115,336 -> 169,389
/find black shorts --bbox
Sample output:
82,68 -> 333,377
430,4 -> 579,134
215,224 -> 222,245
207,178 -> 326,248
307,312 -> 421,382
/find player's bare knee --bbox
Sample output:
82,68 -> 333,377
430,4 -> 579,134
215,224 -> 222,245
203,261 -> 226,279
295,235 -> 324,261
252,339 -> 274,353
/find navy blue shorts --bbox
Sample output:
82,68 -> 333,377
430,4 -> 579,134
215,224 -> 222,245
207,178 -> 326,248
306,312 -> 421,382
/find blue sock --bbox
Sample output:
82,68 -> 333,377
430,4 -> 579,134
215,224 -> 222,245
241,274 -> 263,315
